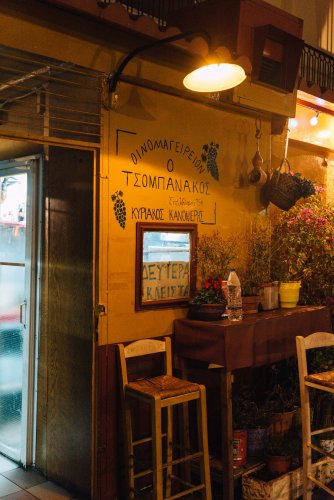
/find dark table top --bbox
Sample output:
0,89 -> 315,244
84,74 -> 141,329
174,306 -> 333,371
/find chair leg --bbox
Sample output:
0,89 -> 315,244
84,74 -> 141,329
152,399 -> 163,500
166,405 -> 173,498
197,387 -> 212,500
179,400 -> 191,484
124,401 -> 135,499
302,386 -> 312,500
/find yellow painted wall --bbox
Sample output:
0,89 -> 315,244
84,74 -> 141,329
0,2 -> 329,348
102,82 -> 272,344
327,162 -> 334,204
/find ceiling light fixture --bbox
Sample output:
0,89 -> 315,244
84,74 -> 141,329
108,31 -> 247,104
288,118 -> 299,129
310,111 -> 319,126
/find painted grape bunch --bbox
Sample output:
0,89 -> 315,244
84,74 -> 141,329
202,142 -> 219,180
111,190 -> 126,229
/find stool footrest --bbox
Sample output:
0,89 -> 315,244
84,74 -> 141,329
133,451 -> 204,479
134,468 -> 153,479
133,432 -> 167,446
166,475 -> 205,499
311,425 -> 334,436
308,442 -> 334,461
308,474 -> 334,496
167,451 -> 203,467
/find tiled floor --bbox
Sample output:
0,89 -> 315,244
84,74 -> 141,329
2,452 -> 334,499
0,455 -> 76,499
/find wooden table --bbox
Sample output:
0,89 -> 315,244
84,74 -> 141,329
173,306 -> 333,499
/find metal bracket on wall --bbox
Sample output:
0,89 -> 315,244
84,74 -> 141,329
95,304 -> 106,315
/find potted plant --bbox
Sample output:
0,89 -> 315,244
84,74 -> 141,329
238,216 -> 273,313
261,157 -> 315,211
188,275 -> 227,321
270,191 -> 334,308
188,230 -> 239,320
243,437 -> 334,500
265,434 -> 293,475
264,384 -> 296,436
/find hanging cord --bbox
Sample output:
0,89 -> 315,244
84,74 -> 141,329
255,116 -> 262,151
267,131 -> 272,174
283,126 -> 290,161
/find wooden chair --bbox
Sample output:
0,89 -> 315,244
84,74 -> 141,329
117,337 -> 212,499
296,332 -> 334,499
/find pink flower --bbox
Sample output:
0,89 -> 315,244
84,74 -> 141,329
300,208 -> 313,219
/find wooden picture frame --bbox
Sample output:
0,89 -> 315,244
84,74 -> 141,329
135,222 -> 197,311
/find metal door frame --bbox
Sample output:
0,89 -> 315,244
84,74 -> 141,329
0,135 -> 99,498
0,155 -> 42,466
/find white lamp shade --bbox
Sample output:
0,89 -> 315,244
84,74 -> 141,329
183,62 -> 246,92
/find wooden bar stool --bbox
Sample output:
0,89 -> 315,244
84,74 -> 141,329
117,337 -> 212,499
296,332 -> 334,500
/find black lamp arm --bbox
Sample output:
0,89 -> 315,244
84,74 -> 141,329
108,30 -> 207,93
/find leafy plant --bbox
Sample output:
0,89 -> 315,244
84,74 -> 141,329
294,173 -> 316,199
233,394 -> 254,430
308,346 -> 334,374
233,385 -> 267,430
247,404 -> 268,430
196,230 -> 239,286
270,193 -> 334,305
266,434 -> 294,457
264,384 -> 295,413
239,216 -> 273,296
262,359 -> 300,411
191,275 -> 227,305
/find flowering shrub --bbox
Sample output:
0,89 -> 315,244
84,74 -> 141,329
271,193 -> 334,305
191,275 -> 227,304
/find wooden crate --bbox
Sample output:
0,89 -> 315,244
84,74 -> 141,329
242,459 -> 334,500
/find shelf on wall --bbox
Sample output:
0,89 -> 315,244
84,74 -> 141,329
289,138 -> 334,160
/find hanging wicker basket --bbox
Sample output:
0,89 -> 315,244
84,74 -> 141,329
261,159 -> 302,211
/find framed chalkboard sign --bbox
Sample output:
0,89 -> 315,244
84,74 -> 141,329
135,222 -> 197,311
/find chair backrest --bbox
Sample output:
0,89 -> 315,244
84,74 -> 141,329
117,337 -> 173,390
296,332 -> 334,378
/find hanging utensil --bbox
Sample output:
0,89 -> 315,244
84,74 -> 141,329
249,117 -> 267,186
